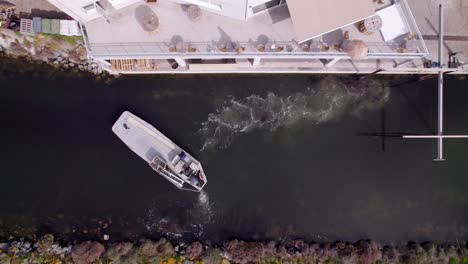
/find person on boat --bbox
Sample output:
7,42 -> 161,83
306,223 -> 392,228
179,151 -> 186,160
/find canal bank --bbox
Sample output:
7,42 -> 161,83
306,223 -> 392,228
1,236 -> 467,264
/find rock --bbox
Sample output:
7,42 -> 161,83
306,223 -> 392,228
185,241 -> 203,260
263,241 -> 276,259
87,65 -> 93,71
224,240 -> 264,264
69,63 -> 75,67
154,238 -> 174,258
57,57 -> 63,62
71,241 -> 105,264
140,240 -> 158,257
35,234 -> 54,255
97,68 -> 103,74
60,52 -> 69,58
203,248 -> 223,264
78,65 -> 84,70
356,240 -> 381,264
0,243 -> 8,251
53,61 -> 59,65
105,242 -> 133,262
277,245 -> 290,260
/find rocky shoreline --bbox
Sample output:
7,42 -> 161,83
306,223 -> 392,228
0,28 -> 105,76
0,235 -> 467,264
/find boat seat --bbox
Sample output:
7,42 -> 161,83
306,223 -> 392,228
189,162 -> 199,171
171,155 -> 180,165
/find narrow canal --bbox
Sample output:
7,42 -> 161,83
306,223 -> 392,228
0,60 -> 467,243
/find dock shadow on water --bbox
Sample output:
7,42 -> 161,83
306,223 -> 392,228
199,76 -> 390,150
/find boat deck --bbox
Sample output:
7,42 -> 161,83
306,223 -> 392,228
112,111 -> 176,163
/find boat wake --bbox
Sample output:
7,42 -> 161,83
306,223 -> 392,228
196,191 -> 214,223
199,76 -> 390,150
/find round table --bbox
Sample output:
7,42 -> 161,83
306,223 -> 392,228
359,15 -> 383,35
135,5 -> 160,32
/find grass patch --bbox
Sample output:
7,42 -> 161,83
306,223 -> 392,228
40,33 -> 83,45
23,38 -> 32,49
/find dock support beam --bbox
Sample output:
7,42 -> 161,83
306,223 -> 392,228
173,57 -> 187,68
97,58 -> 111,67
435,4 -> 444,161
252,57 -> 262,67
325,58 -> 341,68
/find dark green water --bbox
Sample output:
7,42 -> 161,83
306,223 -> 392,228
0,60 -> 467,243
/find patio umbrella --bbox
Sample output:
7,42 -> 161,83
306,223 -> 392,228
346,40 -> 368,60
135,5 -> 160,32
184,4 -> 201,22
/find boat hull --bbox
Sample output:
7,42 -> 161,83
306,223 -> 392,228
112,111 -> 207,191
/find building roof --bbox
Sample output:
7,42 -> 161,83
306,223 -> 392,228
286,0 -> 376,43
0,0 -> 15,9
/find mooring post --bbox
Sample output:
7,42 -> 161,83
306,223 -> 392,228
435,4 -> 444,161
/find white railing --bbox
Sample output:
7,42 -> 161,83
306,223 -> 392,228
150,158 -> 185,187
86,39 -> 427,60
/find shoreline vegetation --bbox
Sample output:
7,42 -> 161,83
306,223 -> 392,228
0,236 -> 467,264
0,28 -> 106,76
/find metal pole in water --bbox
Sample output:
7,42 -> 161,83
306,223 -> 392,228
402,4 -> 468,160
435,4 -> 444,161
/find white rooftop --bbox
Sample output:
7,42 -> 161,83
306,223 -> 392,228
86,0 -> 296,44
83,0 -> 427,58
287,0 -> 376,43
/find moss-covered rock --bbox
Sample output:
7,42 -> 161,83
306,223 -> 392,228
224,240 -> 264,264
104,242 -> 134,263
35,234 -> 54,255
186,241 -> 204,260
203,248 -> 223,264
71,241 -> 105,264
155,238 -> 175,258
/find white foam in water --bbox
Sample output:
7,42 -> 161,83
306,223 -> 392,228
143,192 -> 215,238
197,190 -> 213,223
199,77 -> 389,150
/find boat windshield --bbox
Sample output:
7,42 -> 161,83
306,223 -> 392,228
171,151 -> 206,188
